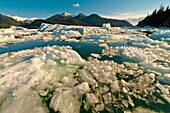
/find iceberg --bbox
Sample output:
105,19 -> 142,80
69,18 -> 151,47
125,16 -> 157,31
115,46 -> 158,63
103,23 -> 111,29
0,46 -> 84,113
150,31 -> 170,40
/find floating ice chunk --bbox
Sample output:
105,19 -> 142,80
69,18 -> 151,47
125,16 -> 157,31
150,31 -> 170,40
99,43 -> 108,47
0,45 -> 85,113
116,46 -> 157,63
91,53 -> 101,58
50,89 -> 80,113
10,26 -> 27,31
44,46 -> 85,64
0,34 -> 15,42
86,93 -> 99,104
60,30 -> 81,37
39,23 -> 83,37
163,74 -> 170,81
75,82 -> 90,93
159,43 -> 170,50
0,86 -> 48,113
0,57 -> 47,90
103,65 -> 112,72
140,62 -> 170,74
103,23 -> 111,29
155,83 -> 169,95
128,36 -> 153,44
38,23 -> 120,38
95,104 -> 105,112
39,23 -> 67,32
110,80 -> 120,92
131,43 -> 153,48
156,73 -> 170,84
39,23 -> 51,32
132,106 -> 157,113
59,35 -> 67,40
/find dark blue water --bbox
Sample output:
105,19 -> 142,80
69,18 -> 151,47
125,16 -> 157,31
0,40 -> 125,63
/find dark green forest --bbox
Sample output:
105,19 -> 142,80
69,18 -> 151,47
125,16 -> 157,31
138,5 -> 170,27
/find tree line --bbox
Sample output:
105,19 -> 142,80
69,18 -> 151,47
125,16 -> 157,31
138,5 -> 170,27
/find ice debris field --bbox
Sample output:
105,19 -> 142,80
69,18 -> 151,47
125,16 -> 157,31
0,23 -> 170,113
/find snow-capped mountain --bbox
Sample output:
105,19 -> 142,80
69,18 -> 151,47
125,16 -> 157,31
10,15 -> 38,22
61,12 -> 72,17
0,12 -> 132,28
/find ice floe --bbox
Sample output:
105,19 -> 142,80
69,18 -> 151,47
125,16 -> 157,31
113,46 -> 157,63
0,46 -> 84,113
0,23 -> 170,113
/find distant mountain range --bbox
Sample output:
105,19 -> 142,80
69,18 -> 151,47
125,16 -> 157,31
0,12 -> 133,29
0,14 -> 20,28
10,16 -> 38,23
137,5 -> 170,27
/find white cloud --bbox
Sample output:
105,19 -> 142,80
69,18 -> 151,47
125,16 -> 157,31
101,12 -> 148,25
127,17 -> 145,25
73,3 -> 80,8
8,15 -> 39,21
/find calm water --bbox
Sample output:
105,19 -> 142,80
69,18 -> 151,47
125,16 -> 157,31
0,39 -> 127,63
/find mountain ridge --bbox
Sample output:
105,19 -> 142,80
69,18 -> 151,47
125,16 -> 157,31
0,12 -> 133,29
0,14 -> 20,28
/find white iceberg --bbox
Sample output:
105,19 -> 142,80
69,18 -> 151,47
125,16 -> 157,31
115,46 -> 158,63
103,23 -> 111,29
0,46 -> 84,113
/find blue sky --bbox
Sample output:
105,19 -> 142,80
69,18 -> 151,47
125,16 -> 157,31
1,0 -> 170,24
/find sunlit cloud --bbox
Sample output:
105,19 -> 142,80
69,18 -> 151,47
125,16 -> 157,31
73,3 -> 80,8
101,12 -> 148,25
